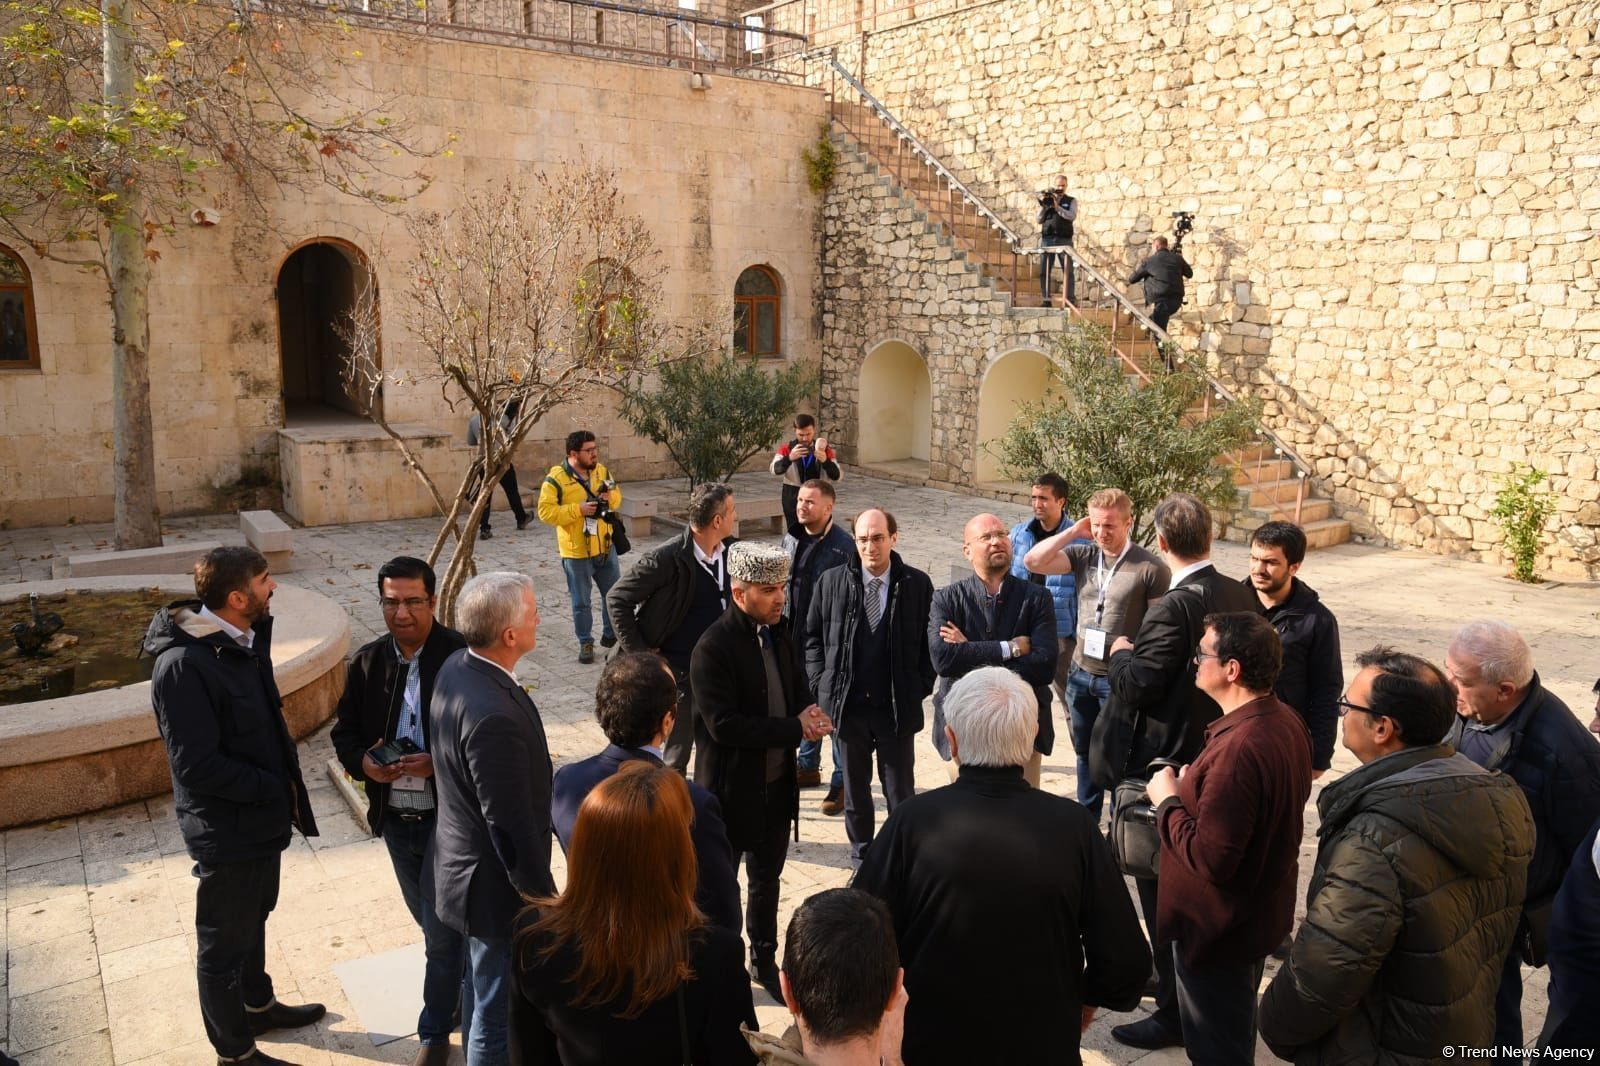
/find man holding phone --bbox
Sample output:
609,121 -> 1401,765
331,557 -> 468,1066
770,413 -> 842,531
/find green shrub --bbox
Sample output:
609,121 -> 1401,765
1491,466 -> 1555,582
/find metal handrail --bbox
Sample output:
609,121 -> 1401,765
828,64 -> 1317,507
830,57 -> 1023,249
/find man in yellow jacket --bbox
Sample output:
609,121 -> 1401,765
537,430 -> 623,663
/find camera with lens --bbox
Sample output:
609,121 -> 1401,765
1171,210 -> 1196,252
1039,189 -> 1060,205
592,479 -> 617,521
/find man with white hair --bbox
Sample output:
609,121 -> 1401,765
693,541 -> 832,1001
428,572 -> 553,1066
1443,619 -> 1600,1048
853,667 -> 1150,1066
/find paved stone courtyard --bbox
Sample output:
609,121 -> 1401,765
2,471 -> 1595,1064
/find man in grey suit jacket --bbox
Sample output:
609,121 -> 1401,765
427,572 -> 553,1066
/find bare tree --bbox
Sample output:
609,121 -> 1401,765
393,164 -> 721,620
0,0 -> 439,547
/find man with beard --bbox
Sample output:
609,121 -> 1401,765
146,547 -> 323,1066
537,429 -> 623,664
929,513 -> 1058,787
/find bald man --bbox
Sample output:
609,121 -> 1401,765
928,513 -> 1058,786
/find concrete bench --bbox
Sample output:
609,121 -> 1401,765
60,540 -> 223,579
241,510 -> 295,573
615,497 -> 657,538
731,495 -> 786,538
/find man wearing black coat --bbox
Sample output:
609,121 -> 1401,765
606,482 -> 737,772
854,666 -> 1149,1066
692,541 -> 832,1001
1444,619 -> 1600,1049
145,546 -> 323,1066
1127,235 -> 1193,334
1090,493 -> 1258,1053
1245,521 -> 1342,778
427,572 -> 553,1066
551,652 -> 741,934
929,512 -> 1058,787
330,557 -> 466,1066
805,508 -> 935,865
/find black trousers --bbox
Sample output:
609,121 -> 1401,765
740,781 -> 794,959
1150,297 -> 1182,334
664,674 -> 698,774
838,710 -> 915,865
1041,247 -> 1075,303
1136,874 -> 1179,1029
468,464 -> 527,532
780,483 -> 800,531
1173,947 -> 1265,1066
193,853 -> 281,1058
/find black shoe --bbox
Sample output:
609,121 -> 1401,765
479,527 -> 493,540
579,642 -> 596,664
515,515 -> 532,531
1271,933 -> 1294,960
246,999 -> 326,1036
600,634 -> 617,649
1110,1017 -> 1183,1051
218,1051 -> 294,1066
749,957 -> 782,1001
820,785 -> 844,816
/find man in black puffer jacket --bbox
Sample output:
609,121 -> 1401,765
145,547 -> 323,1066
804,508 -> 935,866
1260,646 -> 1534,1063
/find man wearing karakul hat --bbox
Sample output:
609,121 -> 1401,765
692,541 -> 834,1001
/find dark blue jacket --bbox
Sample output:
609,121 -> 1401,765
1251,576 -> 1342,771
1445,673 -> 1600,907
552,744 -> 741,935
1009,516 -> 1078,641
783,520 -> 855,629
1542,817 -> 1600,1051
145,600 -> 318,863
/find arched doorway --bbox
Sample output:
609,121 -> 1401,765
276,239 -> 376,423
858,340 -> 932,479
975,348 -> 1053,484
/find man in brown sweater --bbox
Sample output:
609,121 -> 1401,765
1146,611 -> 1313,1064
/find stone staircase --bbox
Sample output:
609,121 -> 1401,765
828,91 -> 1352,549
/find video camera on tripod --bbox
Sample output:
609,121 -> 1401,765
1171,210 -> 1196,254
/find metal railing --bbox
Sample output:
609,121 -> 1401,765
287,0 -> 811,80
827,55 -> 1315,518
744,0 -> 999,48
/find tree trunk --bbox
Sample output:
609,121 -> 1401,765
103,0 -> 161,549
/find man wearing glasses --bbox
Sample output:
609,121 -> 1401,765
929,512 -> 1058,787
1260,646 -> 1534,1062
331,557 -> 467,1066
1144,612 -> 1313,1063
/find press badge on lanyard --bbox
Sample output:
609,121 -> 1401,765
1080,548 -> 1125,661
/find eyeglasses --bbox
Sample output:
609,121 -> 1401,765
1193,649 -> 1223,665
856,534 -> 890,545
1336,697 -> 1372,717
379,596 -> 432,612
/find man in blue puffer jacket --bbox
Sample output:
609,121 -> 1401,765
1008,472 -> 1079,715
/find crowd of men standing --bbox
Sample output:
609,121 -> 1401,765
135,420 -> 1600,1066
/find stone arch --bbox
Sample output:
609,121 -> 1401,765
975,347 -> 1053,484
857,339 -> 932,471
275,237 -> 377,423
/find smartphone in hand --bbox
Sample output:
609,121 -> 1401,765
368,736 -> 423,767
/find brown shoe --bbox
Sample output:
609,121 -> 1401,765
412,1045 -> 451,1066
796,767 -> 822,788
820,785 -> 844,816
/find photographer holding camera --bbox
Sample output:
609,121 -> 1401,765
537,430 -> 624,664
1128,226 -> 1194,338
1037,175 -> 1077,308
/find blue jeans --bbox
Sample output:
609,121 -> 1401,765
381,815 -> 465,1047
461,935 -> 512,1066
1066,666 -> 1111,818
797,735 -> 844,789
560,549 -> 620,644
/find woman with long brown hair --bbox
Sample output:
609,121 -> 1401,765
510,761 -> 757,1064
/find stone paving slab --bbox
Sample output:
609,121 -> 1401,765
3,471 -> 1593,1063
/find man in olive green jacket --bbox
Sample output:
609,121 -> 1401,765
1259,646 -> 1535,1063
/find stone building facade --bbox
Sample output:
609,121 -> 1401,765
819,0 -> 1600,577
0,19 -> 825,528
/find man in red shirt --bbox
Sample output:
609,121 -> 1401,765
1146,611 -> 1313,1063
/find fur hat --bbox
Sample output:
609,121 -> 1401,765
727,541 -> 791,585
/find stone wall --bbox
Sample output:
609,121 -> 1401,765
824,0 -> 1600,577
0,27 -> 826,528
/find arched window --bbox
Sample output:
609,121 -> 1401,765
0,245 -> 40,369
734,265 -> 781,357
